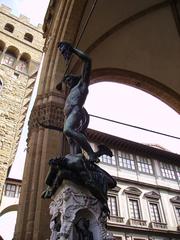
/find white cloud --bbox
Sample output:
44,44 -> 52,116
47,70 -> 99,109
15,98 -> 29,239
18,0 -> 50,25
0,0 -> 50,25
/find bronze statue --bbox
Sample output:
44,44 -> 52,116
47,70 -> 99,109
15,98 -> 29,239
57,42 -> 112,163
42,43 -> 117,219
41,154 -> 116,210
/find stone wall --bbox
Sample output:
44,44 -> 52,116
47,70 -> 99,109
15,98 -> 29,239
0,4 -> 44,201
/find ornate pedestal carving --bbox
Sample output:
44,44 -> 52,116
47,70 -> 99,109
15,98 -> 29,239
49,181 -> 114,240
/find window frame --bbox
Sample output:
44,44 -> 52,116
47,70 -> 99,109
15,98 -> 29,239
160,162 -> 176,181
0,78 -> 3,92
99,150 -> 116,166
173,204 -> 180,224
4,23 -> 14,33
136,155 -> 154,175
107,194 -> 119,217
127,196 -> 142,220
16,60 -> 28,73
170,196 -> 180,225
4,183 -> 21,198
175,166 -> 180,181
118,150 -> 136,171
2,53 -> 16,67
24,33 -> 33,43
148,201 -> 162,223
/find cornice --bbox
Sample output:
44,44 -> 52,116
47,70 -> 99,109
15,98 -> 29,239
115,176 -> 180,195
87,129 -> 180,165
144,191 -> 161,200
124,187 -> 142,196
170,195 -> 180,204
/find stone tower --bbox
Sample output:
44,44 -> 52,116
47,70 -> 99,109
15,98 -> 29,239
0,4 -> 44,200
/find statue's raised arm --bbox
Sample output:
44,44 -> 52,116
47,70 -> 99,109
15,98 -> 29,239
58,41 -> 91,85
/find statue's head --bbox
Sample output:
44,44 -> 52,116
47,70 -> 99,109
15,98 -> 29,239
63,74 -> 81,88
58,41 -> 72,61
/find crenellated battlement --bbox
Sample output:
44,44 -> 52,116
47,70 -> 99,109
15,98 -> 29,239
0,4 -> 44,55
0,4 -> 43,30
0,4 -> 11,14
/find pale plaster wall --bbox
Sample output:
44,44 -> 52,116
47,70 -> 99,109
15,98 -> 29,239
90,6 -> 180,95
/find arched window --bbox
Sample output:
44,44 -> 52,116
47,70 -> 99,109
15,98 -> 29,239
3,46 -> 19,67
0,40 -> 5,55
16,53 -> 31,73
4,23 -> 14,33
0,79 -> 3,92
24,33 -> 33,43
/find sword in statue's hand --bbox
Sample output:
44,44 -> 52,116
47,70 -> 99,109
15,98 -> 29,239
56,41 -> 73,91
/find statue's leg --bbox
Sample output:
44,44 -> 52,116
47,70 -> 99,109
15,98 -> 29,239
64,109 -> 97,161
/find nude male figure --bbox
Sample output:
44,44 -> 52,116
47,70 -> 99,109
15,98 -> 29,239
57,42 -> 112,162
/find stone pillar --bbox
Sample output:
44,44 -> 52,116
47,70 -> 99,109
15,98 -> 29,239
14,0 -> 88,239
0,46 -> 7,63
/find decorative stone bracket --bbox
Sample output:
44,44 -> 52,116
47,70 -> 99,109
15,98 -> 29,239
28,102 -> 64,136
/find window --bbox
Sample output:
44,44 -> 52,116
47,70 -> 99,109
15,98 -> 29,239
3,46 -> 19,67
0,79 -> 2,92
160,162 -> 176,180
149,202 -> 161,223
108,195 -> 118,216
4,23 -> 14,33
13,72 -> 19,79
16,53 -> 30,73
170,196 -> 180,224
129,198 -> 141,219
100,153 -> 116,165
118,151 -> 135,170
4,183 -> 21,198
137,156 -> 153,174
175,166 -> 180,181
24,33 -> 33,42
3,53 -> 16,66
16,60 -> 28,73
145,192 -> 166,229
0,40 -> 5,54
175,206 -> 180,223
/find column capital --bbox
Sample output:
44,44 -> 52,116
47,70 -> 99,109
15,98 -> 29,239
28,101 -> 64,137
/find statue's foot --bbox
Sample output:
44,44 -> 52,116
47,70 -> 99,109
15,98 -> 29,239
41,189 -> 53,199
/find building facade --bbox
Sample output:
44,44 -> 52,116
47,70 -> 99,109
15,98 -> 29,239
0,177 -> 22,240
0,177 -> 21,216
8,128 -> 180,240
0,4 -> 44,200
14,0 -> 180,239
87,129 -> 180,240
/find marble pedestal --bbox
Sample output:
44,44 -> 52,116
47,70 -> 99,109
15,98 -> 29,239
49,180 -> 114,240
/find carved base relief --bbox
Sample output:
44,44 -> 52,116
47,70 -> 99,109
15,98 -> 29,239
49,181 -> 113,240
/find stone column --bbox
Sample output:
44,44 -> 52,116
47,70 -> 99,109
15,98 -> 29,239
0,46 -> 7,63
14,0 -> 88,239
